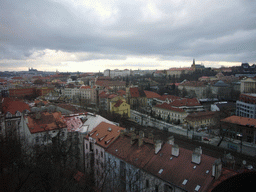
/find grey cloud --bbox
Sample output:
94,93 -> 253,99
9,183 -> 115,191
0,0 -> 256,64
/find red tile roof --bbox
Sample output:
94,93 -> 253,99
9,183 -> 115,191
85,122 -> 125,148
114,100 -> 124,107
129,87 -> 140,97
154,103 -> 185,113
144,143 -> 217,192
185,111 -> 216,121
106,135 -> 155,169
221,116 -> 256,127
129,87 -> 146,98
170,98 -> 201,107
2,98 -> 30,115
27,112 -> 67,134
157,95 -> 180,101
117,89 -> 126,96
144,90 -> 161,99
106,134 -> 217,192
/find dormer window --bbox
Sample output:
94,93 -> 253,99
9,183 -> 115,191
16,111 -> 21,117
6,112 -> 12,118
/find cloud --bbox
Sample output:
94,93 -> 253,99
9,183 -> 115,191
0,0 -> 256,72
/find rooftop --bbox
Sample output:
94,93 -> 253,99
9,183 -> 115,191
221,116 -> 256,127
86,122 -> 125,148
154,103 -> 185,112
27,112 -> 66,134
2,98 -> 30,115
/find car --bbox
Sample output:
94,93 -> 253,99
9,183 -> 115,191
203,137 -> 211,141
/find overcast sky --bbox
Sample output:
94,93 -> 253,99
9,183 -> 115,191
1,0 -> 256,72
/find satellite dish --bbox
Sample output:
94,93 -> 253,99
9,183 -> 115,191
242,160 -> 246,165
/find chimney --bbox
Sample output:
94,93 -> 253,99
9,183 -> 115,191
167,136 -> 174,145
138,131 -> 144,147
131,133 -> 136,145
212,159 -> 222,179
155,140 -> 162,154
172,144 -> 179,157
192,146 -> 202,164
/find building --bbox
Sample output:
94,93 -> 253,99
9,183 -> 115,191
236,94 -> 256,119
84,122 -> 125,190
0,98 -> 30,138
104,131 -> 220,192
169,98 -> 204,113
126,87 -> 147,109
240,77 -> 256,93
184,111 -> 216,129
104,69 -> 131,78
221,116 -> 256,144
110,97 -> 130,117
9,87 -> 36,98
144,90 -> 161,107
36,87 -> 54,97
178,81 -> 208,99
167,67 -> 193,78
152,103 -> 188,124
19,111 -> 68,147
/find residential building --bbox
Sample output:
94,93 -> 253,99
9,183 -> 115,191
169,98 -> 204,113
104,131 -> 221,192
236,94 -> 256,119
184,111 -> 216,129
95,79 -> 126,91
240,77 -> 256,93
104,69 -> 131,78
9,87 -> 36,98
221,116 -> 256,144
0,98 -> 30,138
19,111 -> 68,147
110,97 -> 130,117
167,67 -> 193,78
126,87 -> 147,109
84,122 -> 125,190
178,81 -> 208,99
154,95 -> 181,105
144,90 -> 161,107
152,103 -> 188,124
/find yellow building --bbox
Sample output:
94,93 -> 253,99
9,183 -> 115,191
110,97 -> 130,117
184,111 -> 216,129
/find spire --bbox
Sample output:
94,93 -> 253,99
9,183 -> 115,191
193,59 -> 195,65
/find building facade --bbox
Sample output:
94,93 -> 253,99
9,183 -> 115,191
236,94 -> 256,119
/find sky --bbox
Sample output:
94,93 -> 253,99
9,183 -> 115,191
1,0 -> 256,72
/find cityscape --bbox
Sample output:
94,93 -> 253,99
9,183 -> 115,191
1,0 -> 256,192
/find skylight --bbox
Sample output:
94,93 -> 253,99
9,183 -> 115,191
195,185 -> 201,191
158,169 -> 163,174
193,165 -> 197,169
182,179 -> 188,185
206,170 -> 209,174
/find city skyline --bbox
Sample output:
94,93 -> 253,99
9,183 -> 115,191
1,0 -> 256,72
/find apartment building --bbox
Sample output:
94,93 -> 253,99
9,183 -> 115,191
104,131 -> 221,192
236,93 -> 256,119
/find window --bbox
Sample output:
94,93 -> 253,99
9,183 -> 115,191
146,180 -> 149,188
182,179 -> 188,185
155,185 -> 159,192
86,143 -> 88,149
158,169 -> 163,174
195,185 -> 201,191
101,151 -> 103,158
96,149 -> 98,155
